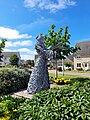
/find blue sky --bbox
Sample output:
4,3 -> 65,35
0,0 -> 90,60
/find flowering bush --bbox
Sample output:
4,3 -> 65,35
0,96 -> 25,120
54,77 -> 71,85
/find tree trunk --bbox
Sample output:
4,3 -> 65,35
62,58 -> 64,76
55,59 -> 58,78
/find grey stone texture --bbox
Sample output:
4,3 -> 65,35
27,35 -> 53,94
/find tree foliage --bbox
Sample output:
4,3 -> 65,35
44,24 -> 80,77
0,39 -> 7,61
44,24 -> 80,59
0,39 -> 7,52
26,59 -> 34,67
9,54 -> 19,66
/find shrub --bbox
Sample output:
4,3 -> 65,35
17,80 -> 90,120
76,67 -> 83,71
57,67 -> 62,71
67,68 -> 71,71
64,62 -> 72,68
0,96 -> 25,120
0,68 -> 31,95
48,63 -> 54,70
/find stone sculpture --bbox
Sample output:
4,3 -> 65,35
27,35 -> 53,94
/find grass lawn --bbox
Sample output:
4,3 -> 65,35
65,69 -> 90,73
49,73 -> 88,79
49,73 -> 90,83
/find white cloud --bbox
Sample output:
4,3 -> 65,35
5,40 -> 33,47
18,48 -> 36,54
0,26 -> 32,39
20,40 -> 33,46
21,54 -> 34,60
24,0 -> 36,8
24,0 -> 76,12
18,48 -> 31,53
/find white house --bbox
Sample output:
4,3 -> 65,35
74,40 -> 90,70
0,52 -> 21,66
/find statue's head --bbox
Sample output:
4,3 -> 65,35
36,35 -> 45,43
35,35 -> 46,55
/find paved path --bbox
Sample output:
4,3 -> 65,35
48,70 -> 90,78
11,83 -> 65,99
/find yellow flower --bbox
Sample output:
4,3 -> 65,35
61,78 -> 64,80
4,110 -> 9,115
0,116 -> 10,120
0,102 -> 4,107
13,109 -> 17,112
64,80 -> 67,83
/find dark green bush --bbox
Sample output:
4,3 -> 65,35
17,80 -> 90,120
57,67 -> 62,71
67,68 -> 71,71
0,68 -> 31,95
76,67 -> 83,71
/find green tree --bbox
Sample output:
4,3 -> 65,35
31,60 -> 34,67
9,54 -> 19,66
0,39 -> 7,61
26,59 -> 34,67
44,24 -> 80,77
26,59 -> 31,65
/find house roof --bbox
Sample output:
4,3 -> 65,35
50,54 -> 74,65
59,54 -> 74,63
2,52 -> 20,57
66,54 -> 74,62
75,40 -> 90,57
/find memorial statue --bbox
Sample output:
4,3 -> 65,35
27,35 -> 53,94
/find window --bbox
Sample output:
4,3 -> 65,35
4,57 -> 6,60
77,63 -> 81,67
59,63 -> 62,66
85,63 -> 87,67
76,55 -> 81,58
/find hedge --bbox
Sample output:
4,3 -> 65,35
0,68 -> 31,95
